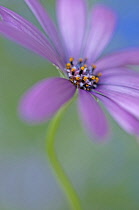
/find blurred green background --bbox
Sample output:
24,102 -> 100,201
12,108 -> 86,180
1,0 -> 139,209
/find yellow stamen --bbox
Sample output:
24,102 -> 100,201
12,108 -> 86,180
76,76 -> 80,81
83,76 -> 88,81
71,68 -> 76,72
66,63 -> 71,69
95,77 -> 99,83
84,64 -> 88,68
69,57 -> 74,62
79,58 -> 83,62
97,73 -> 102,77
80,66 -> 85,71
91,76 -> 95,80
70,78 -> 74,82
92,64 -> 97,69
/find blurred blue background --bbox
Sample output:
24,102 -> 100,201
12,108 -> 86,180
0,0 -> 139,209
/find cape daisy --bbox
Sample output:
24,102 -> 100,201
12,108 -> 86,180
1,0 -> 139,141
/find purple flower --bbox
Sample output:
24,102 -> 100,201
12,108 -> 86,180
1,0 -> 139,141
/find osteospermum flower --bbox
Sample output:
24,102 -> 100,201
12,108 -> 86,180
1,0 -> 139,141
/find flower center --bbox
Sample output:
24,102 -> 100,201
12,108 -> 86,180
65,58 -> 102,91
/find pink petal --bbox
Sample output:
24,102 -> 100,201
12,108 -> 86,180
96,67 -> 131,75
83,5 -> 117,63
57,0 -> 86,59
25,0 -> 66,60
95,49 -> 139,71
99,69 -> 139,90
96,86 -> 139,119
97,84 -> 139,98
19,78 -> 76,123
94,93 -> 139,136
0,6 -> 63,68
78,89 -> 109,141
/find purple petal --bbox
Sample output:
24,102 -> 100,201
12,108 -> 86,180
0,6 -> 63,68
96,67 -> 131,76
95,49 -> 139,71
99,69 -> 139,89
83,5 -> 116,63
19,78 -> 76,123
78,89 -> 109,141
94,93 -> 139,136
57,0 -> 86,59
97,84 -> 139,98
24,0 -> 66,60
96,86 -> 139,119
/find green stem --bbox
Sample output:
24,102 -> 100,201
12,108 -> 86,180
46,98 -> 82,210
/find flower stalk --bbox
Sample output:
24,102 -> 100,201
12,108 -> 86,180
46,96 -> 82,210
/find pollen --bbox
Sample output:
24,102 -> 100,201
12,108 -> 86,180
84,64 -> 88,68
91,76 -> 95,80
97,72 -> 102,77
66,63 -> 71,69
69,57 -> 74,62
76,76 -> 80,81
92,64 -> 97,69
95,77 -> 99,83
79,58 -> 83,63
65,58 -> 102,91
83,76 -> 88,81
80,66 -> 85,71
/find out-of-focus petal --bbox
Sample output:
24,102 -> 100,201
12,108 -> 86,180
95,49 -> 139,71
78,89 -> 109,141
97,84 -> 139,98
0,6 -> 64,68
95,67 -> 131,75
24,0 -> 66,60
96,86 -> 139,119
99,69 -> 139,90
94,93 -> 139,136
57,0 -> 86,59
83,5 -> 116,63
19,78 -> 76,123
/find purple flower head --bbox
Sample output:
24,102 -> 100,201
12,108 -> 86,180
1,0 -> 139,141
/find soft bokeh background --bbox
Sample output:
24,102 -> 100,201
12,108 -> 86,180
0,0 -> 139,209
